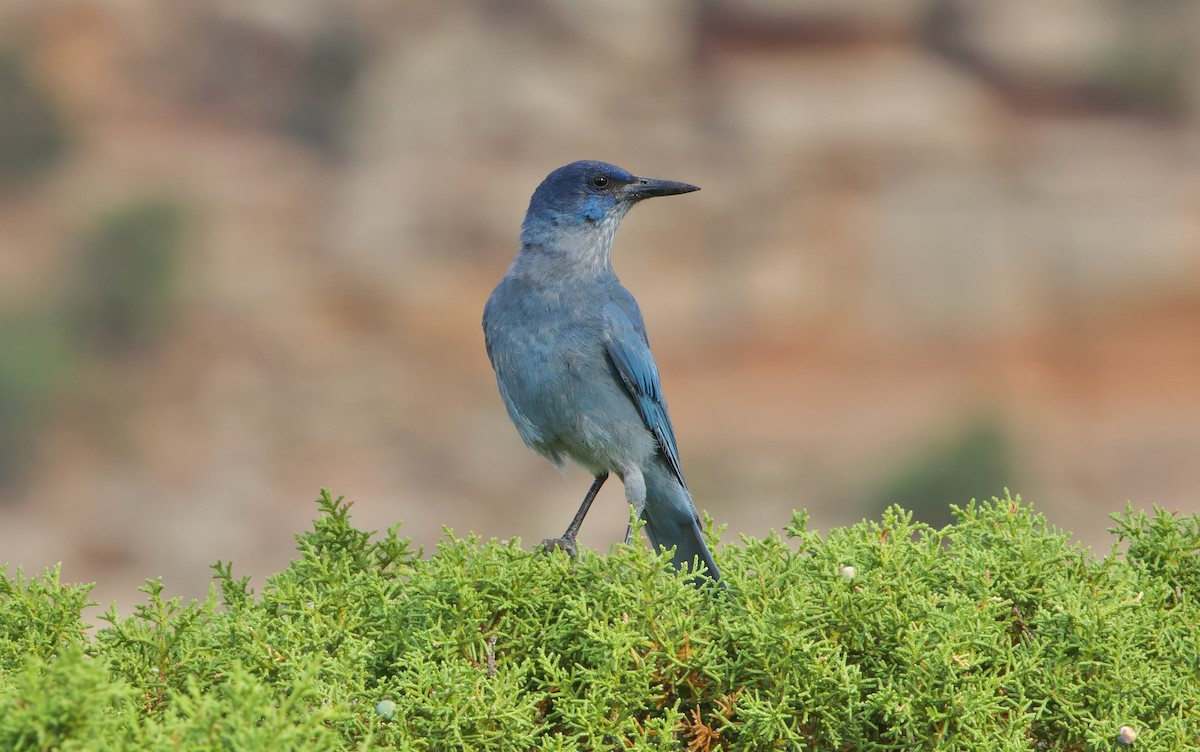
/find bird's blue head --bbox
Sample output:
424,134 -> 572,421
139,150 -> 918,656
520,160 -> 699,251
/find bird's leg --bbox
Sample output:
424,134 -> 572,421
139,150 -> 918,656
621,470 -> 647,546
623,504 -> 646,546
563,472 -> 609,541
540,472 -> 608,557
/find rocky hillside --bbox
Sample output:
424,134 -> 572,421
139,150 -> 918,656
1,0 -> 1198,608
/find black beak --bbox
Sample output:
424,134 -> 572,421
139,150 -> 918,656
623,175 -> 700,201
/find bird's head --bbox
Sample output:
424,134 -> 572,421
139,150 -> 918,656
520,160 -> 698,254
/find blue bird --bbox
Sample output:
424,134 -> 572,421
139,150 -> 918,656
483,160 -> 720,582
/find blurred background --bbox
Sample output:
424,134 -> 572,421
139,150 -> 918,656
2,0 -> 1199,610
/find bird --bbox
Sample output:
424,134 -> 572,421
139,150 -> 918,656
482,160 -> 720,582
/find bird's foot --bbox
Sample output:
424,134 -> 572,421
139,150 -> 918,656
538,536 -> 578,558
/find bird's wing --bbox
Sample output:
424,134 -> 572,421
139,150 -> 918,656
603,298 -> 686,488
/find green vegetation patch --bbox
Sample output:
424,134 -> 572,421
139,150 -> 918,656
70,198 -> 187,355
0,48 -> 68,187
1,491 -> 1197,750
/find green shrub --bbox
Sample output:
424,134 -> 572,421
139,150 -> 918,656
0,312 -> 72,488
0,197 -> 186,486
281,24 -> 366,156
873,416 -> 1014,528
70,198 -> 186,354
1092,3 -> 1192,118
0,48 -> 68,187
1,491 -> 1197,750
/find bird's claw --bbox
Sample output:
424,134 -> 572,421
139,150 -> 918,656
539,536 -> 578,558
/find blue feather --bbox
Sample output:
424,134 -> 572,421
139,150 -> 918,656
603,299 -> 686,488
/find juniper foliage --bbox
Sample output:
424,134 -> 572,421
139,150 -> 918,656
1,491 -> 1197,750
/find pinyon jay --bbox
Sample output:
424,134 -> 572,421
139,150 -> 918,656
483,160 -> 720,582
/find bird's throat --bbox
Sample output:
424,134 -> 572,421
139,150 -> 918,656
516,212 -> 625,280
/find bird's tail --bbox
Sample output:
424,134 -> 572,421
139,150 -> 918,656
642,471 -> 721,583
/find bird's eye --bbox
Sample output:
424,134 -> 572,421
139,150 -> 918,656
590,175 -> 609,189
